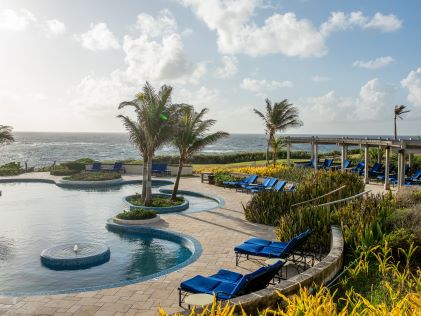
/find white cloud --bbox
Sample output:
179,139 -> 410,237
215,56 -> 238,78
71,11 -> 206,112
353,56 -> 394,69
75,22 -> 120,50
135,9 -> 177,38
355,78 -> 395,120
312,75 -> 330,82
301,79 -> 394,122
241,77 -> 293,96
0,8 -> 36,31
320,11 -> 402,36
178,0 -> 326,58
175,86 -> 219,106
45,19 -> 66,36
401,68 -> 421,107
364,13 -> 402,32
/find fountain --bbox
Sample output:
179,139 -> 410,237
40,243 -> 110,270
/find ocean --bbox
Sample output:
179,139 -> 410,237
0,132 -> 415,167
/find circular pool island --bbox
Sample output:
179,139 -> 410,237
41,243 -> 111,270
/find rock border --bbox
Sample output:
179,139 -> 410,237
57,178 -> 124,187
125,193 -> 190,213
112,215 -> 161,225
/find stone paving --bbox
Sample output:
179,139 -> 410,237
0,174 -> 278,316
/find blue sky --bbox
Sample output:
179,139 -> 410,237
0,0 -> 420,135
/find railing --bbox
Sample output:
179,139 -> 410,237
290,185 -> 347,209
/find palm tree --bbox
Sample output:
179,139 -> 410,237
0,125 -> 14,145
119,82 -> 177,206
394,105 -> 410,140
171,106 -> 228,200
271,136 -> 285,166
253,99 -> 303,165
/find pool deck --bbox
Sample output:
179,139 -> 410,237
0,173 -> 277,316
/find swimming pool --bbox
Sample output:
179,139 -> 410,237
0,182 -> 206,295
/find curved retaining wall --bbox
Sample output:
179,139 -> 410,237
229,225 -> 344,313
125,193 -> 190,213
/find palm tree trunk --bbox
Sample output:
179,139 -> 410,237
394,115 -> 397,140
273,148 -> 276,166
142,155 -> 148,198
144,154 -> 153,206
266,137 -> 271,166
171,157 -> 183,200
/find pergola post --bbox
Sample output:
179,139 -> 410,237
287,142 -> 291,166
398,149 -> 405,188
384,146 -> 390,190
364,145 -> 369,184
314,142 -> 318,171
377,146 -> 382,163
341,144 -> 347,172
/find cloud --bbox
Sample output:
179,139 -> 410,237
135,9 -> 177,38
174,86 -> 219,106
312,75 -> 330,82
364,13 -> 402,32
215,56 -> 238,78
71,11 -> 206,112
0,8 -> 36,31
401,68 -> 421,107
241,77 -> 293,96
75,22 -> 120,50
353,56 -> 394,69
320,11 -> 402,36
45,19 -> 66,36
300,78 -> 395,122
354,78 -> 395,119
178,0 -> 327,58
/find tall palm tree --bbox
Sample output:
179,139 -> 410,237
0,125 -> 14,145
394,105 -> 410,140
171,106 -> 228,200
119,82 -> 177,206
254,99 -> 303,165
271,136 -> 285,166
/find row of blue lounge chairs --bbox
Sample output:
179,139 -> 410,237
86,162 -> 125,173
178,229 -> 312,305
223,175 -> 297,193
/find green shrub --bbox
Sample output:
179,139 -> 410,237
116,209 -> 157,220
0,162 -> 23,176
213,171 -> 238,186
395,187 -> 421,208
244,170 -> 365,225
63,171 -> 121,181
60,158 -> 95,172
127,194 -> 184,207
50,168 -> 79,176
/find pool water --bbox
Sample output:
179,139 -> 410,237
0,182 -> 209,295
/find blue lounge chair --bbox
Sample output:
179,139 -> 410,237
223,174 -> 258,188
376,165 -> 396,182
111,162 -> 124,173
86,162 -> 101,172
296,158 -> 316,168
151,163 -> 168,176
320,159 -> 333,169
178,260 -> 285,305
351,162 -> 364,174
368,163 -> 383,177
245,177 -> 277,193
234,229 -> 312,266
405,170 -> 421,185
272,180 -> 287,192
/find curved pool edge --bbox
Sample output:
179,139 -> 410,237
0,221 -> 202,297
158,188 -> 225,212
125,193 -> 190,213
0,177 -> 174,188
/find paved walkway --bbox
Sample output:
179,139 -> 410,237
0,174 -> 276,316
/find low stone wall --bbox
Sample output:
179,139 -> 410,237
86,163 -> 193,176
57,178 -> 124,187
230,225 -> 344,313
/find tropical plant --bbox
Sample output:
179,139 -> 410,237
0,125 -> 14,145
119,82 -> 177,206
253,99 -> 302,165
271,136 -> 285,166
171,106 -> 228,200
394,105 -> 410,140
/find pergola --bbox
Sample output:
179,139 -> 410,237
284,136 -> 421,190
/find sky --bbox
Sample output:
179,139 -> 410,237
0,0 -> 420,135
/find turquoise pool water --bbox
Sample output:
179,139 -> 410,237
0,182 -> 207,295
